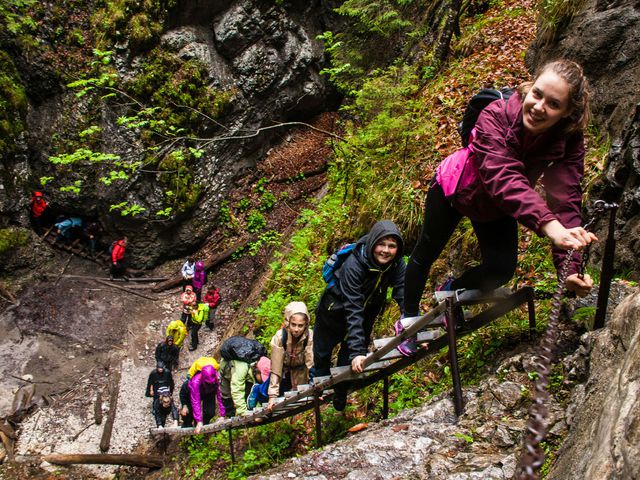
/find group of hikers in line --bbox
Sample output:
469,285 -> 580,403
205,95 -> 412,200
144,59 -> 598,428
29,192 -> 132,281
144,59 -> 599,428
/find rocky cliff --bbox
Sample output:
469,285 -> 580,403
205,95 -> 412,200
0,0 -> 340,268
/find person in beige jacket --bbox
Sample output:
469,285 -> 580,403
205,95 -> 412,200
267,301 -> 314,408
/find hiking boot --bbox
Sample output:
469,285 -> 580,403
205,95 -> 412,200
437,277 -> 464,331
394,319 -> 417,357
332,389 -> 347,412
188,345 -> 197,351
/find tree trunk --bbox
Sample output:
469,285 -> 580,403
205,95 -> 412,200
44,453 -> 162,469
434,0 -> 463,66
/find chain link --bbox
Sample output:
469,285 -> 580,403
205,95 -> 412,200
518,200 -> 618,479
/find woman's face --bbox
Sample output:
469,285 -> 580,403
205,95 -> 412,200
372,236 -> 398,266
289,314 -> 307,339
522,70 -> 571,135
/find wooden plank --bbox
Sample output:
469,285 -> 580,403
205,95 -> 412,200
373,330 -> 443,349
330,360 -> 391,376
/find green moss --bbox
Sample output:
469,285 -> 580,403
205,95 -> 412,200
125,50 -> 234,136
0,51 -> 27,153
0,228 -> 29,256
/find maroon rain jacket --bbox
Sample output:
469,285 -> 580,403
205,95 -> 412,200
448,92 -> 584,275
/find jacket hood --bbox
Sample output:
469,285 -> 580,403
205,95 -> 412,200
361,220 -> 404,267
201,364 -> 218,384
284,301 -> 310,327
256,356 -> 271,382
195,261 -> 205,271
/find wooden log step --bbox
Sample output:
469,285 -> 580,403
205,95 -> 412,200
373,330 -> 443,350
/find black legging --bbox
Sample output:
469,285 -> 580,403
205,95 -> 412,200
403,181 -> 518,317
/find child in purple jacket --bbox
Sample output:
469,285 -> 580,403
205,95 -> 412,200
189,364 -> 225,434
399,59 -> 597,353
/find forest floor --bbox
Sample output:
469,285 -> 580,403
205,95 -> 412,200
0,113 -> 337,479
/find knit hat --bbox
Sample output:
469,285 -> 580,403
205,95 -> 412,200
156,360 -> 166,370
34,191 -> 43,197
256,356 -> 271,382
195,260 -> 205,271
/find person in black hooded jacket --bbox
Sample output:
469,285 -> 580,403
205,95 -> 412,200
313,220 -> 405,410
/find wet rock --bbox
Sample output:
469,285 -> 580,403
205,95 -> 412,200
490,381 -> 524,409
549,291 -> 640,479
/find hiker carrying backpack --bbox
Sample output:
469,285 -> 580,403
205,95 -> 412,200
267,301 -> 314,407
402,59 -> 596,332
313,220 -> 406,411
219,336 -> 269,417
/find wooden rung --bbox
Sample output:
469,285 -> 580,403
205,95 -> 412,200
433,287 -> 512,304
373,329 -> 443,349
330,360 -> 391,376
312,376 -> 331,385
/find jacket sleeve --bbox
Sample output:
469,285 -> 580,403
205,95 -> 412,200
230,360 -> 250,415
145,373 -> 154,397
339,256 -> 371,360
305,330 -> 314,372
268,333 -> 284,399
179,381 -> 190,408
542,133 -> 585,276
473,105 -> 557,234
189,375 -> 203,423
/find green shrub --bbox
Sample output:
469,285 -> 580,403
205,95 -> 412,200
0,228 -> 29,256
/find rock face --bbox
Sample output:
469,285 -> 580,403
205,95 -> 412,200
549,289 -> 640,479
1,0 -> 339,268
526,0 -> 640,278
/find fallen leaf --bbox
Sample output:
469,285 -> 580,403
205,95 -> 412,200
391,424 -> 410,432
348,422 -> 369,433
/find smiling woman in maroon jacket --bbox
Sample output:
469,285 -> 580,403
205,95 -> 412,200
403,59 -> 597,322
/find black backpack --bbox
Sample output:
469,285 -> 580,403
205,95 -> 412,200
220,336 -> 267,363
458,87 -> 514,147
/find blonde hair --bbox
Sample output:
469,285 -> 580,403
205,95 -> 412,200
518,59 -> 591,135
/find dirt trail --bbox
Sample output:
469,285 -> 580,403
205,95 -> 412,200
0,114 -> 335,478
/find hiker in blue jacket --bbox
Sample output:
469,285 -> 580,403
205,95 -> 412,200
313,220 -> 406,411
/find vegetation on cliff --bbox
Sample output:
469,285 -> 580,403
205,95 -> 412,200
176,0 -> 610,478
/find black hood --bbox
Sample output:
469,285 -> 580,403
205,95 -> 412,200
360,220 -> 404,267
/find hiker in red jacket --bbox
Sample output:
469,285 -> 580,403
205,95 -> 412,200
29,191 -> 49,235
203,286 -> 221,330
110,236 -> 128,280
402,59 -> 597,331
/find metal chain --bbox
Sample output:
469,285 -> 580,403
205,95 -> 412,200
518,200 -> 617,479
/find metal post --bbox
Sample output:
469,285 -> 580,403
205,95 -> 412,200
526,287 -> 536,338
383,375 -> 389,420
228,428 -> 235,463
314,393 -> 322,448
594,205 -> 618,329
445,297 -> 464,416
